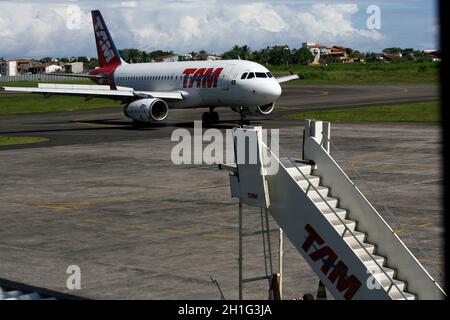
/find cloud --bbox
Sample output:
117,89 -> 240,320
0,0 -> 395,58
293,4 -> 383,43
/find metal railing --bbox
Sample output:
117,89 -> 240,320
261,142 -> 409,299
319,133 -> 445,286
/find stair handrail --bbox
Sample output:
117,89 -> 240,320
261,142 -> 408,299
319,133 -> 444,284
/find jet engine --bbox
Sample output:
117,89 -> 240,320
123,98 -> 169,122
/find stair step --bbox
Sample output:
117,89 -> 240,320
371,266 -> 396,279
296,175 -> 320,188
313,197 -> 338,210
357,252 -> 385,266
379,279 -> 406,292
331,219 -> 356,233
305,186 -> 329,199
322,207 -> 347,220
347,240 -> 375,254
343,230 -> 366,242
285,163 -> 312,176
390,290 -> 416,300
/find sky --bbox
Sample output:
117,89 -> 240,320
0,0 -> 440,59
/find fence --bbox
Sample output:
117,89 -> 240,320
0,74 -> 86,82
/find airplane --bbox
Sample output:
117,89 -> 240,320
0,10 -> 299,126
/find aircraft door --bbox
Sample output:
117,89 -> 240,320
220,64 -> 236,91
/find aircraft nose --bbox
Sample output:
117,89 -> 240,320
265,81 -> 282,100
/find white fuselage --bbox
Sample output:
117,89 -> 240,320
113,59 -> 282,109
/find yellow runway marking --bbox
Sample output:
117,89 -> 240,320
85,218 -> 109,225
418,258 -> 445,266
417,223 -> 432,228
121,224 -> 152,230
36,194 -> 156,210
355,161 -> 438,168
292,89 -> 329,96
203,233 -> 237,240
38,204 -> 72,211
162,228 -> 191,235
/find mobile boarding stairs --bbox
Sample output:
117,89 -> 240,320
220,120 -> 445,300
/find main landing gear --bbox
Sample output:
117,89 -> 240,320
202,107 -> 219,126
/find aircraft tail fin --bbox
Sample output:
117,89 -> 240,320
91,10 -> 125,67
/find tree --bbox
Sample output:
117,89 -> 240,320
148,50 -> 174,61
140,50 -> 150,62
241,45 -> 251,60
40,57 -> 52,63
267,45 -> 291,65
88,57 -> 99,69
223,45 -> 242,60
77,56 -> 89,63
292,47 -> 314,65
127,48 -> 141,63
222,45 -> 253,60
383,47 -> 402,53
365,52 -> 378,62
119,48 -> 141,63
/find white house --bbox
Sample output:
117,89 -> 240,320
0,60 -> 18,76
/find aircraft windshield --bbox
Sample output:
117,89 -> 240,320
241,72 -> 272,80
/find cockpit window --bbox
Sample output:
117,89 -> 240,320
247,72 -> 255,79
255,72 -> 267,78
266,72 -> 273,78
241,72 -> 248,79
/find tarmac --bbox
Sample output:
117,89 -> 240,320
0,83 -> 444,299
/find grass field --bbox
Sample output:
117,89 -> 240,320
0,93 -> 122,115
0,78 -> 122,116
287,101 -> 441,122
0,136 -> 49,146
270,62 -> 440,84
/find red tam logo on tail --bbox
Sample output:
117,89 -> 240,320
91,10 -> 120,67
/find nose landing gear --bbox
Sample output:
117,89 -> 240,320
202,108 -> 220,126
238,107 -> 250,127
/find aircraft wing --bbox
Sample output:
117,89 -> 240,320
276,74 -> 300,83
0,83 -> 184,101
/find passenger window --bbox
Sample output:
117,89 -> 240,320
247,72 -> 255,79
241,73 -> 248,79
255,72 -> 267,78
